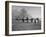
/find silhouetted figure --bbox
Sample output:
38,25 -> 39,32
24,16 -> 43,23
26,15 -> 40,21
36,18 -> 39,23
15,16 -> 19,22
34,19 -> 36,23
31,18 -> 33,23
21,16 -> 24,23
34,18 -> 39,23
26,17 -> 28,23
15,16 -> 18,20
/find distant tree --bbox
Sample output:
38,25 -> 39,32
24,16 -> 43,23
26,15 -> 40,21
20,8 -> 28,16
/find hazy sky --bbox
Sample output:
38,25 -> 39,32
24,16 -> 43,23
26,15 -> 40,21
12,6 -> 41,18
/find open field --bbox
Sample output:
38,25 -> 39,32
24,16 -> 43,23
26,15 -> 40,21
12,21 -> 41,31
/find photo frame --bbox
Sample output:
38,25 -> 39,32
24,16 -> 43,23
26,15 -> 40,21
5,1 -> 45,36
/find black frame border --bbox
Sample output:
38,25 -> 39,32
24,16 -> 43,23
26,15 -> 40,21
5,1 -> 45,36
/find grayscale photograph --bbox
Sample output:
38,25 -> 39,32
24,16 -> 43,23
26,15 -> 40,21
12,6 -> 41,31
5,1 -> 45,35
